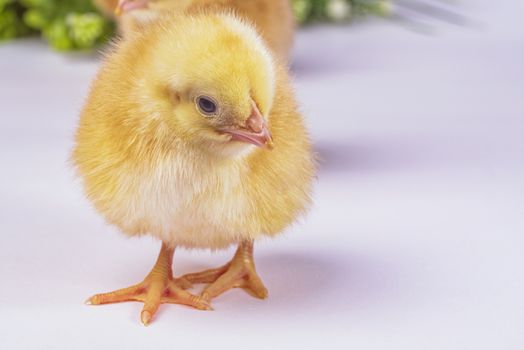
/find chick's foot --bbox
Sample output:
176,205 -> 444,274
85,243 -> 211,325
181,240 -> 268,301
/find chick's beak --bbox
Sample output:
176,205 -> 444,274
220,103 -> 274,149
114,0 -> 149,15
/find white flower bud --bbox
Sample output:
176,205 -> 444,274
326,0 -> 351,22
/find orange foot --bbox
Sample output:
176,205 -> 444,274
86,243 -> 211,325
181,240 -> 268,301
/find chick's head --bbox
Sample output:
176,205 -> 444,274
126,13 -> 276,158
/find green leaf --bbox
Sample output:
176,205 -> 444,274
23,9 -> 48,29
43,19 -> 74,51
292,0 -> 313,24
67,12 -> 106,49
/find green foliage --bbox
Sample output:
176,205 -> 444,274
1,0 -> 391,51
0,0 -> 33,40
1,0 -> 114,51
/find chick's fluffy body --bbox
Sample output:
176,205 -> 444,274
94,0 -> 294,61
73,13 -> 314,249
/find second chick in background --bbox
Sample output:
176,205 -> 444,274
94,0 -> 295,62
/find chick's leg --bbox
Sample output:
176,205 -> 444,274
182,240 -> 268,301
86,243 -> 210,325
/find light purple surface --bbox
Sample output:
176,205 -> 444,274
0,1 -> 523,349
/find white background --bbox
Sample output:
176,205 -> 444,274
1,0 -> 523,349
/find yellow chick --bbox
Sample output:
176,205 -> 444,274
73,11 -> 314,325
93,0 -> 295,62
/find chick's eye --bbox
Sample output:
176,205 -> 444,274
196,96 -> 217,116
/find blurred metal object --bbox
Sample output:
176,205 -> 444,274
386,0 -> 469,32
395,0 -> 467,25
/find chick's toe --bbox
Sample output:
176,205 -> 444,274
86,243 -> 210,325
182,240 -> 268,302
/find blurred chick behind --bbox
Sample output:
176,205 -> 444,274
93,0 -> 295,62
73,11 -> 314,325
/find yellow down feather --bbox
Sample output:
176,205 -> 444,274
73,12 -> 315,250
